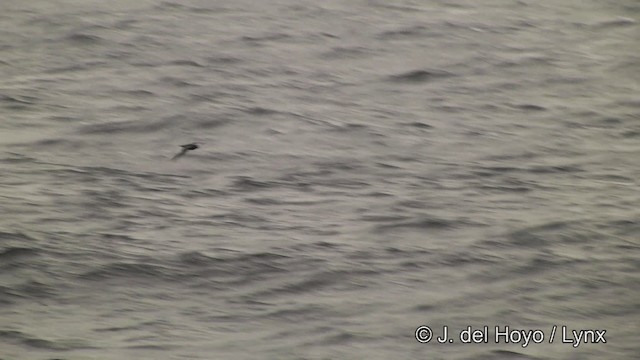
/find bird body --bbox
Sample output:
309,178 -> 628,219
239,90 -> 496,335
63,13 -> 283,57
172,143 -> 199,160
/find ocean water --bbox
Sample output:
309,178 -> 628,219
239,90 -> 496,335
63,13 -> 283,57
1,0 -> 639,359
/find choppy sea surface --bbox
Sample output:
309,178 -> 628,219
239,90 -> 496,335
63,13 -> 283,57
1,1 -> 639,359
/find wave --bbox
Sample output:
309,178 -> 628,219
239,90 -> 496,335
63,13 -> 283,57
377,25 -> 429,39
466,349 -> 543,360
320,46 -> 373,60
241,33 -> 291,43
231,176 -> 277,191
401,121 -> 433,129
0,247 -> 38,260
374,216 -> 457,232
167,59 -> 205,68
387,69 -> 454,83
79,261 -> 174,281
64,32 -> 104,45
0,230 -> 38,242
78,251 -> 301,284
0,330 -> 91,351
76,118 -> 177,135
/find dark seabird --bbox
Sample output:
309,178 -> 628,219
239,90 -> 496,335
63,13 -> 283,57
172,143 -> 199,160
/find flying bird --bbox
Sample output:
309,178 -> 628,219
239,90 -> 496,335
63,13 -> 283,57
172,143 -> 199,160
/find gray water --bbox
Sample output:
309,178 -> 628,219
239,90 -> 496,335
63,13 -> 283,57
1,1 -> 639,359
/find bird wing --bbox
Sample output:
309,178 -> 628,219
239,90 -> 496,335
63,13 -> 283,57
171,148 -> 188,160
